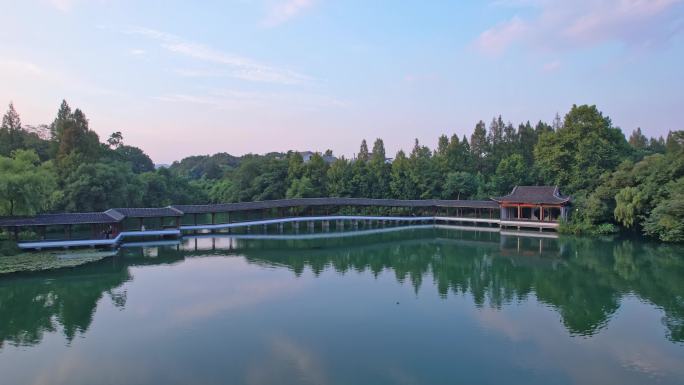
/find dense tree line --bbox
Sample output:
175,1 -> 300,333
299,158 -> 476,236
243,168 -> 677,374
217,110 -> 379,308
0,100 -> 206,216
0,101 -> 682,241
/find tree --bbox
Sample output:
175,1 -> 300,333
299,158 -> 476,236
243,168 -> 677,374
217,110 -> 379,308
614,186 -> 644,228
517,122 -> 535,166
0,103 -> 25,157
369,139 -> 390,198
442,171 -> 477,200
551,112 -> 562,131
113,145 -> 155,173
61,162 -> 143,211
107,132 -> 123,148
390,150 -> 414,199
140,167 -> 208,206
493,154 -> 527,194
53,104 -> 101,164
326,159 -> 353,197
534,105 -> 631,193
0,150 -> 58,216
643,178 -> 684,242
303,153 -> 328,197
487,116 -> 505,167
628,128 -> 648,150
357,139 -> 370,162
286,176 -> 315,198
470,120 -> 489,174
287,152 -> 304,185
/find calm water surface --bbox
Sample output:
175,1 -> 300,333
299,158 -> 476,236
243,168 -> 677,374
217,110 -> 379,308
1,227 -> 683,385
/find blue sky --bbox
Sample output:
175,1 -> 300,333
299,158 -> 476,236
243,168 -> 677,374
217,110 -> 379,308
1,0 -> 683,163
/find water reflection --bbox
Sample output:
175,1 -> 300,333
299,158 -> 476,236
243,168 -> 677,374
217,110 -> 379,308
0,227 -> 682,349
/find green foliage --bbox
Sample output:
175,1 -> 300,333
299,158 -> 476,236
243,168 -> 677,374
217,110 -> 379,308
286,176 -> 316,198
643,178 -> 684,242
0,250 -> 110,274
442,171 -> 477,199
112,145 -> 155,173
169,152 -> 239,180
493,154 -> 527,194
140,168 -> 207,206
390,150 -> 414,199
327,159 -> 353,197
2,100 -> 682,243
53,105 -> 101,164
614,186 -> 644,228
61,162 -> 144,211
0,150 -> 58,216
535,104 -> 631,192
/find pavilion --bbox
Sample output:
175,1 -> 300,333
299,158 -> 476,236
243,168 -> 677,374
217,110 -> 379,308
492,186 -> 571,223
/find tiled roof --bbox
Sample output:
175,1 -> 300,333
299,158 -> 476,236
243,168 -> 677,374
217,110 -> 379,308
111,207 -> 183,218
1,198 -> 504,228
0,212 -> 121,227
172,198 -> 498,214
492,186 -> 570,205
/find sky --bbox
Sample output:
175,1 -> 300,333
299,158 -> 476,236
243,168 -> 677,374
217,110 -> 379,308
1,0 -> 683,163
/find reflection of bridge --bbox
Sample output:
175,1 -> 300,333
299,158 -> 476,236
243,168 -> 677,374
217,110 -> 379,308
1,186 -> 570,250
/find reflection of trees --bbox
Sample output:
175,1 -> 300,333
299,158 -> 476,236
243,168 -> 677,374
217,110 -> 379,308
1,229 -> 682,348
0,260 -> 131,348
0,249 -> 189,348
226,229 -> 684,342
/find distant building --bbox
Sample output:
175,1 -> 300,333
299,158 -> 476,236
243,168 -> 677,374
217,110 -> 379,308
300,151 -> 338,164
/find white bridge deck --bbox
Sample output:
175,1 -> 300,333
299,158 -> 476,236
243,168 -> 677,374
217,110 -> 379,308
18,216 -> 558,250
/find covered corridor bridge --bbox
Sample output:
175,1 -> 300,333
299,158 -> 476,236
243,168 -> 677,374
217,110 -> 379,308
0,186 -> 570,250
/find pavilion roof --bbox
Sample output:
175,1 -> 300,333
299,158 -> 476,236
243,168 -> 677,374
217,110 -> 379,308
492,186 -> 571,205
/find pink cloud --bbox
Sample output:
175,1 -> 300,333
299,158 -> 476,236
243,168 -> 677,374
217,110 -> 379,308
475,16 -> 529,55
476,0 -> 684,54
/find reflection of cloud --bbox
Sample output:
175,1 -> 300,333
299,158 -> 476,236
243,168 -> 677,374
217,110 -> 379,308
30,351 -> 88,385
469,295 -> 684,384
473,307 -> 524,341
385,366 -> 420,385
245,335 -> 328,385
172,279 -> 299,322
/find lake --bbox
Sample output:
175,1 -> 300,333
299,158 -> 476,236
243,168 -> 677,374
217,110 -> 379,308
1,226 -> 683,385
